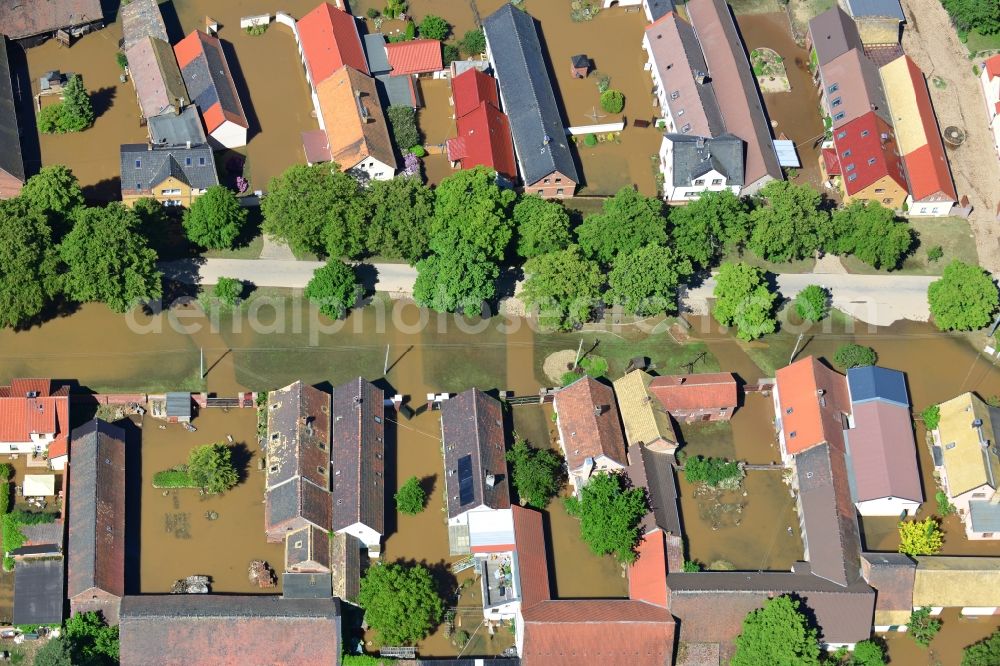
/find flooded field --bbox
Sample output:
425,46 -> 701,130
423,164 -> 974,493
883,609 -> 1000,666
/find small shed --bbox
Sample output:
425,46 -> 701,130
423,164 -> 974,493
165,392 -> 192,423
570,54 -> 590,78
22,475 -> 56,497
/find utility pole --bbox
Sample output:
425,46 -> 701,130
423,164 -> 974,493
383,344 -> 390,376
573,338 -> 584,369
789,333 -> 806,365
200,348 -> 204,379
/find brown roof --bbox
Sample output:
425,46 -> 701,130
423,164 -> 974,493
125,36 -> 188,119
554,376 -> 628,471
820,49 -> 890,128
0,0 -> 102,40
521,599 -> 675,666
861,552 -> 915,614
330,377 -> 384,536
118,595 -> 341,666
440,388 -> 510,518
809,6 -> 864,66
512,505 -> 551,610
648,373 -> 738,413
316,65 -> 396,172
285,524 -> 331,572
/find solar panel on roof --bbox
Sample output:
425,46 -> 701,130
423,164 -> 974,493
457,454 -> 475,506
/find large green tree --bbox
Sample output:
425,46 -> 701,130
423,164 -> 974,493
941,0 -> 1000,36
669,189 -> 752,269
261,163 -> 366,258
364,176 -> 434,262
19,165 -> 85,232
731,596 -> 821,666
748,181 -> 828,262
304,260 -> 360,319
794,284 -> 830,323
357,562 -> 444,646
928,260 -> 1000,331
63,610 -> 120,665
386,105 -> 421,152
608,244 -> 692,316
521,245 -> 604,330
413,248 -> 499,316
908,607 -> 942,647
828,201 -> 913,269
506,437 -> 564,509
182,186 -> 248,250
576,187 -> 667,264
60,74 -> 96,132
428,166 -> 515,261
187,443 -> 239,494
418,14 -> 450,40
963,628 -> 1000,666
131,197 -> 171,253
514,195 -> 572,259
0,198 -> 61,329
712,262 -> 779,341
563,471 -> 647,565
33,637 -> 74,666
60,204 -> 162,312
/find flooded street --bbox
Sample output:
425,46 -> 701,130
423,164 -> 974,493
883,609 -> 1000,666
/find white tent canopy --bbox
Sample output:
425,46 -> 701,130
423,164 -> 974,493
23,474 -> 56,497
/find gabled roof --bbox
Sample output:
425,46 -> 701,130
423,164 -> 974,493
67,419 -> 126,600
832,111 -> 906,196
441,388 -> 510,518
448,101 -> 518,182
0,0 -> 102,40
809,6 -> 864,67
912,556 -> 1000,608
285,524 -> 331,572
451,68 -> 500,119
822,49 -> 891,128
483,4 -> 579,186
844,401 -> 923,505
986,55 -> 1000,81
13,558 -> 63,625
512,505 -> 550,611
330,377 -> 384,536
120,143 -> 219,195
628,531 -> 669,608
316,65 -> 396,172
174,31 -> 249,134
554,376 -> 628,471
632,445 -> 682,536
936,393 -> 1000,496
861,552 -> 915,617
775,356 -> 849,456
663,133 -> 744,187
297,2 -> 368,85
846,0 -> 905,21
0,37 -> 25,193
119,595 -> 341,666
120,0 -> 168,49
649,372 -> 739,412
125,36 -> 188,119
846,365 -> 909,407
386,39 -> 442,76
0,378 -> 70,455
612,370 -> 677,448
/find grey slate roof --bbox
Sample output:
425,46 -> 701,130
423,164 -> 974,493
846,0 -> 905,21
120,0 -> 168,49
441,388 -> 510,519
330,377 -> 385,536
282,572 -> 332,599
148,105 -> 207,147
970,500 -> 1000,533
165,392 -> 191,418
363,34 -> 390,75
67,419 -> 126,600
363,35 -> 417,107
13,558 -> 64,625
646,0 -> 675,21
177,31 -> 248,130
809,7 -> 864,66
119,143 -> 218,195
847,366 -> 909,407
630,445 -> 681,536
665,133 -> 744,187
483,4 -> 578,186
285,524 -> 331,571
0,37 -> 25,185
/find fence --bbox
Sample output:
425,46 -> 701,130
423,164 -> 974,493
566,121 -> 625,136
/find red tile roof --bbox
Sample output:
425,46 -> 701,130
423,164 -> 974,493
775,357 -> 850,456
512,506 -> 551,610
822,147 -> 842,176
0,379 -> 69,459
628,530 -> 669,608
385,39 -> 443,76
893,56 -> 956,202
297,2 -> 368,86
648,373 -> 738,413
521,599 -> 675,666
447,101 -> 517,182
832,111 -> 907,196
554,377 -> 628,471
451,68 -> 499,118
986,54 -> 1000,80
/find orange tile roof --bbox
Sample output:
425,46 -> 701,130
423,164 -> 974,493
554,376 -> 628,471
648,373 -> 738,412
449,101 -> 517,182
628,530 -> 669,608
385,39 -> 443,76
986,54 -> 1000,80
173,30 -> 249,132
832,111 -> 907,196
298,2 -> 368,85
316,66 -> 396,172
0,379 -> 69,458
775,356 -> 849,456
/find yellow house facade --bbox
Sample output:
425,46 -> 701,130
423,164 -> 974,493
119,143 -> 218,207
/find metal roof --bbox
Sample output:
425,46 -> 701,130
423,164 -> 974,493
282,572 -> 333,599
13,558 -> 64,625
970,500 -> 1000,533
0,37 -> 25,189
773,139 -> 801,167
847,366 -> 909,407
165,392 -> 191,418
846,0 -> 905,21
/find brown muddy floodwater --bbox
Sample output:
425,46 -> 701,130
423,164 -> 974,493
883,609 -> 1000,666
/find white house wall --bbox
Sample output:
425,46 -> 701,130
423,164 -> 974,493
336,521 -> 381,550
855,496 -> 920,517
210,121 -> 248,149
906,197 -> 953,217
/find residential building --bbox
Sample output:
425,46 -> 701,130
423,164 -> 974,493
627,444 -> 683,543
0,37 -> 25,199
553,376 -> 628,492
0,378 -> 71,469
483,4 -> 579,198
285,524 -> 330,574
817,47 -> 890,129
174,30 -> 249,149
844,0 -> 905,46
306,65 -> 396,180
809,6 -> 865,68
295,1 -> 368,118
612,370 -> 678,454
385,39 -> 443,78
0,0 -> 103,44
446,68 -> 517,183
118,595 -> 342,666
264,381 -> 332,542
912,556 -> 1000,616
67,419 -> 126,624
440,388 -> 510,554
120,0 -> 168,50
931,392 -> 1000,539
648,372 -> 739,422
979,55 -> 1000,160
772,356 -> 850,463
362,33 -> 419,108
843,366 -> 923,517
124,35 -> 188,119
119,143 -> 219,207
659,134 -> 744,201
830,111 -> 908,208
13,558 -> 64,625
880,55 -> 956,216
330,377 -> 385,554
148,105 -> 208,147
628,531 -> 670,609
861,552 -> 916,632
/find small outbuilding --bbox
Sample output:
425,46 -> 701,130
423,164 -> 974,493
23,474 -> 56,497
570,54 -> 590,78
165,392 -> 192,423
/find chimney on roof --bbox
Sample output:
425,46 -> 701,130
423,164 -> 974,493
678,377 -> 686,385
696,137 -> 705,149
594,405 -> 606,417
974,418 -> 984,428
355,90 -> 371,123
147,143 -> 153,151
695,71 -> 707,84
186,140 -> 191,149
485,473 -> 496,488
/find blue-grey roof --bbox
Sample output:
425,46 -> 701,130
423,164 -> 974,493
363,33 -> 390,75
13,558 -> 64,625
847,366 -> 909,408
970,500 -> 1000,533
645,0 -> 675,21
120,143 -> 219,194
931,444 -> 943,466
664,133 -> 744,187
148,105 -> 206,147
483,4 -> 579,186
166,391 -> 192,418
0,37 -> 25,185
846,0 -> 904,21
282,572 -> 333,599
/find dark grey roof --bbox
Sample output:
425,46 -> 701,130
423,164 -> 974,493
165,392 -> 191,418
363,34 -> 414,107
286,524 -> 330,571
330,377 -> 385,535
178,32 -> 246,128
847,366 -> 909,407
148,105 -> 207,147
809,6 -> 864,66
0,37 -> 25,184
441,388 -> 510,519
635,446 -> 681,536
646,0 -> 676,21
13,558 -> 64,625
11,544 -> 60,557
363,34 -> 390,75
267,476 -> 332,533
676,14 -> 726,137
970,500 -> 1000,532
664,133 -> 744,187
846,0 -> 904,21
282,572 -> 333,599
483,4 -> 578,186
931,444 -> 943,466
796,443 -> 863,587
20,522 -> 62,547
67,419 -> 126,600
119,143 -> 219,195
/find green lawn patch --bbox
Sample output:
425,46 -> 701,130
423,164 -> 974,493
728,0 -> 784,15
719,247 -> 817,274
966,29 -> 1000,55
840,216 -> 977,276
202,234 -> 264,260
152,468 -> 197,488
